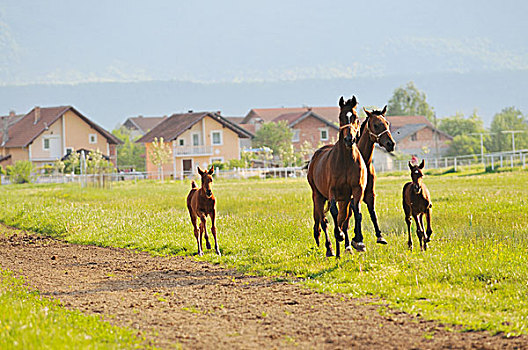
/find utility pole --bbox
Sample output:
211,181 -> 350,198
501,130 -> 525,153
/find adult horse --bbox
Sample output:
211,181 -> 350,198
307,96 -> 367,258
353,106 -> 395,244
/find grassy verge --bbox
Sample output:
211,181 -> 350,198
0,170 -> 527,336
0,267 -> 144,349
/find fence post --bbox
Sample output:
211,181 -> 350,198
500,155 -> 503,168
444,158 -> 448,168
491,155 -> 494,170
454,157 -> 457,172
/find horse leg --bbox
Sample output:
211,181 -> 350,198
329,198 -> 344,243
328,198 -> 342,258
404,207 -> 412,251
311,191 -> 324,247
425,207 -> 433,243
201,216 -> 211,250
363,192 -> 387,244
419,213 -> 427,251
413,213 -> 424,251
350,187 -> 366,252
321,216 -> 333,257
210,210 -> 221,256
337,200 -> 353,254
191,213 -> 203,256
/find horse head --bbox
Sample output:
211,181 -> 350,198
363,106 -> 395,152
197,165 -> 215,198
338,96 -> 360,149
408,159 -> 425,194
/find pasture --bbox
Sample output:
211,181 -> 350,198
0,169 -> 527,337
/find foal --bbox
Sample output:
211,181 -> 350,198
187,166 -> 220,256
402,160 -> 432,251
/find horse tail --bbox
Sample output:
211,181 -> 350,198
191,180 -> 197,189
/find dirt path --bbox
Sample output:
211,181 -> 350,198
0,229 -> 526,349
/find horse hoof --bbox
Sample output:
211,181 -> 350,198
376,237 -> 388,245
216,251 -> 222,256
351,241 -> 366,252
326,250 -> 335,257
206,242 -> 212,249
345,245 -> 354,253
335,232 -> 344,242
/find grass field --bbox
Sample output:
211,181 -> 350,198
0,168 -> 527,337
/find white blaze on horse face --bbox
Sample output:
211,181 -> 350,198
415,170 -> 419,174
346,112 -> 353,118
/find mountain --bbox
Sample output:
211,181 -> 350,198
1,70 -> 527,130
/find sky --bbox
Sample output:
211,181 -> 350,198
1,0 -> 527,85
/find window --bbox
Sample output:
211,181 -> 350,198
292,129 -> 300,142
65,147 -> 73,155
411,133 -> 417,141
320,128 -> 329,141
211,131 -> 223,145
210,157 -> 224,164
192,133 -> 200,146
43,138 -> 50,150
178,139 -> 185,146
89,134 -> 97,144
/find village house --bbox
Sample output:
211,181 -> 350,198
136,111 -> 253,179
273,110 -> 339,153
122,115 -> 168,138
388,115 -> 452,158
0,106 -> 121,168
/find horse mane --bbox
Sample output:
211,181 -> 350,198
356,118 -> 368,143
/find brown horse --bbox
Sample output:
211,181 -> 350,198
402,160 -> 433,251
353,106 -> 395,244
307,96 -> 367,258
186,166 -> 220,256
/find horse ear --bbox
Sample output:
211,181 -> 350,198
208,165 -> 214,175
408,161 -> 413,170
363,107 -> 371,118
381,105 -> 387,115
419,159 -> 425,169
197,166 -> 204,175
351,96 -> 357,108
339,96 -> 345,108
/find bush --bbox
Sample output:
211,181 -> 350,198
6,161 -> 34,184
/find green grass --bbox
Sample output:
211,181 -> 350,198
0,269 -> 144,349
0,170 -> 527,337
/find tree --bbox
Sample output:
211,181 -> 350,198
6,161 -> 34,184
438,110 -> 486,137
112,127 -> 146,171
149,137 -> 172,181
252,121 -> 293,161
487,107 -> 528,152
387,81 -> 435,121
444,135 -> 482,158
438,110 -> 488,156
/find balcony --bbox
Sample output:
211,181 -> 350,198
173,145 -> 213,157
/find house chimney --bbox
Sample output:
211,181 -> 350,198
1,116 -> 8,146
188,110 -> 193,113
9,110 -> 15,118
34,107 -> 41,124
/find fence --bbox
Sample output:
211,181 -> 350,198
385,149 -> 528,174
2,150 -> 526,185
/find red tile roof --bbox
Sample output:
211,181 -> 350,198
136,111 -> 253,143
243,107 -> 340,124
273,111 -> 339,129
0,106 -> 121,148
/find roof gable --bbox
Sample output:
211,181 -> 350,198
1,106 -> 121,148
137,112 -> 253,143
243,106 -> 340,124
273,111 -> 339,129
124,116 -> 168,133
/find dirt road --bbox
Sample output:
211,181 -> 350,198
0,228 -> 525,349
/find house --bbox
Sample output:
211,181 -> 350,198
0,106 -> 122,168
387,115 -> 452,158
136,111 -> 253,179
122,115 -> 168,138
272,110 -> 339,153
242,106 -> 339,126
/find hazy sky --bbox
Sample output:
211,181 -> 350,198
1,0 -> 527,85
